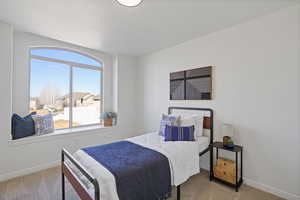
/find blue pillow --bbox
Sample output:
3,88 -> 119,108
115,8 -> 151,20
164,125 -> 195,141
11,113 -> 36,140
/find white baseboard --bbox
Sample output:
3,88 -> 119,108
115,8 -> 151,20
0,160 -> 60,182
244,178 -> 300,200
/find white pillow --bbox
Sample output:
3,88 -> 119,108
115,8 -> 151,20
179,114 -> 204,138
158,114 -> 181,136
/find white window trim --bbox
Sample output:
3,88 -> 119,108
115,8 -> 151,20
29,47 -> 104,130
8,125 -> 116,146
31,55 -> 102,71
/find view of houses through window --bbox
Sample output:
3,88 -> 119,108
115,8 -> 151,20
29,48 -> 102,130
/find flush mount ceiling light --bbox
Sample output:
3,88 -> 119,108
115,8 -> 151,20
116,0 -> 143,7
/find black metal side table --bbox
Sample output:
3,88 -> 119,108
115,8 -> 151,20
210,142 -> 243,192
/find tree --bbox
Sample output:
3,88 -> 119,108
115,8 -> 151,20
39,82 -> 61,106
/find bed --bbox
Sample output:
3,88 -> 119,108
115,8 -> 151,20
61,107 -> 214,200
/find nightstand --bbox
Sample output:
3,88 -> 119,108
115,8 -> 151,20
210,142 -> 243,192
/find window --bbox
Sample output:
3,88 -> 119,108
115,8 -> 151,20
30,48 -> 103,130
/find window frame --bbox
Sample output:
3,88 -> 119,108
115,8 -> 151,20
29,47 -> 104,130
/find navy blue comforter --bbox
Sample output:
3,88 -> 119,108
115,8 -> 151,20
82,141 -> 171,200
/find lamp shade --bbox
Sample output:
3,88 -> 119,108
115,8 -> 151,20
116,0 -> 143,7
221,123 -> 234,138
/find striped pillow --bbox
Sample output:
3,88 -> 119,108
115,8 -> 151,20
164,125 -> 195,141
32,114 -> 54,136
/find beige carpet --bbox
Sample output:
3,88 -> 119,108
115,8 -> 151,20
0,167 -> 284,200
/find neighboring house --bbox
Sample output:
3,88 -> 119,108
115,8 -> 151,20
55,97 -> 65,111
43,105 -> 55,113
75,93 -> 95,107
31,92 -> 101,113
56,92 -> 101,108
94,94 -> 101,102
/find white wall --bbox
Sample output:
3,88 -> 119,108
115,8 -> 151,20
137,5 -> 300,200
0,27 -> 138,180
0,21 -> 14,178
114,55 -> 138,134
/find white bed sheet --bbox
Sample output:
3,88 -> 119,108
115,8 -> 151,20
69,132 -> 209,200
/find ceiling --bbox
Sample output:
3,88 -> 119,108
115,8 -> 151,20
0,0 -> 298,56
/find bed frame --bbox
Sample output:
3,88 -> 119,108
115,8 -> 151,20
62,107 -> 213,200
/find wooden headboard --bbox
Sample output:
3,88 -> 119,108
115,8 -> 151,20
168,107 -> 214,144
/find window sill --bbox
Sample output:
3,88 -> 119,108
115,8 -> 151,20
8,125 -> 116,146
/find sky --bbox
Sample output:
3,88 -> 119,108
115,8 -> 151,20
30,49 -> 102,97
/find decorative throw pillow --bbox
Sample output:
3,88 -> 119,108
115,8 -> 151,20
32,114 -> 54,136
158,114 -> 180,136
11,113 -> 36,140
180,114 -> 204,139
164,125 -> 195,141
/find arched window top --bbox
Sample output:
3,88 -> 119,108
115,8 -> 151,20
31,48 -> 102,67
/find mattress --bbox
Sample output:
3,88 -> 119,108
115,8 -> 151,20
127,132 -> 209,155
197,135 -> 210,153
68,132 -> 210,200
